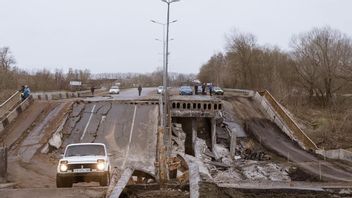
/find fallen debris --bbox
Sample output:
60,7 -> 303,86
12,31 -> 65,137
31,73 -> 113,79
240,161 -> 291,182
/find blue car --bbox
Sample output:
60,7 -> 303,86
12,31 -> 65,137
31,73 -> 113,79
179,86 -> 193,95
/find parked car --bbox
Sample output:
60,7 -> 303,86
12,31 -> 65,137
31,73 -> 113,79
157,86 -> 164,94
212,86 -> 224,95
179,86 -> 193,95
109,86 -> 120,94
56,143 -> 111,188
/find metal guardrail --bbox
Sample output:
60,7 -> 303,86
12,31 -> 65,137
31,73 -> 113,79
0,91 -> 21,119
260,90 -> 318,150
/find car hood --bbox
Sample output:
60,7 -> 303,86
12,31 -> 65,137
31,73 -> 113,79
61,156 -> 107,164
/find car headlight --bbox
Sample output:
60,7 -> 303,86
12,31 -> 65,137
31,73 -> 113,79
97,159 -> 106,170
60,161 -> 68,172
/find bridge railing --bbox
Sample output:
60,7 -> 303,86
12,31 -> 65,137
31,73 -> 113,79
0,91 -> 21,119
255,90 -> 318,151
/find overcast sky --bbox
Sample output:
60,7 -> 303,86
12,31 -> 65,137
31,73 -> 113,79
1,0 -> 352,74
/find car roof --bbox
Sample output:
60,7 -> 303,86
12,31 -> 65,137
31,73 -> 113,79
66,143 -> 106,147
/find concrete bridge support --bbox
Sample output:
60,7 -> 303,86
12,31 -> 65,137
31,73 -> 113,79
192,119 -> 198,157
0,147 -> 7,183
211,118 -> 216,154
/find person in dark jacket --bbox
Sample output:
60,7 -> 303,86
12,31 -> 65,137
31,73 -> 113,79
209,84 -> 213,96
90,86 -> 95,96
23,85 -> 31,100
138,85 -> 142,96
201,83 -> 206,95
194,85 -> 198,95
20,85 -> 25,101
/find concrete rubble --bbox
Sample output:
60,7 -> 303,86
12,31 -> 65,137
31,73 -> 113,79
171,123 -> 186,154
171,112 -> 294,192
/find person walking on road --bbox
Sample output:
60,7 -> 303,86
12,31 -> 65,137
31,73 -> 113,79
138,85 -> 142,96
90,86 -> 95,96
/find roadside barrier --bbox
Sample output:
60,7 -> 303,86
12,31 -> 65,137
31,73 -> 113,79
253,90 -> 318,151
0,91 -> 21,120
223,88 -> 256,97
316,149 -> 352,163
31,88 -> 106,101
0,96 -> 33,135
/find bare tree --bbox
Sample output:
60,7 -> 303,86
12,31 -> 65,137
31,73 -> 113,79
291,26 -> 352,105
198,53 -> 225,86
226,31 -> 258,88
0,47 -> 16,72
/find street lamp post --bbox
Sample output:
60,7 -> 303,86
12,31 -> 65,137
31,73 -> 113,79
161,0 -> 180,155
151,18 -> 177,131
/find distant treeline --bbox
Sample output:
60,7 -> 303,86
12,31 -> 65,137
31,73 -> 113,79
198,26 -> 352,106
0,47 -> 195,95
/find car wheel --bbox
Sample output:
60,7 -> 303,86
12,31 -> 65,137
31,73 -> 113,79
100,172 -> 110,186
56,175 -> 72,188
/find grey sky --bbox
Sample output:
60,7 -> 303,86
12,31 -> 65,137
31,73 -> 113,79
1,0 -> 352,74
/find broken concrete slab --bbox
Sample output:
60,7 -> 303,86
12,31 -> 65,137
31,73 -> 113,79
223,121 -> 247,138
108,167 -> 134,198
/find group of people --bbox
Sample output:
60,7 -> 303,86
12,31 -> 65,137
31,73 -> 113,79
20,85 -> 31,101
195,83 -> 213,96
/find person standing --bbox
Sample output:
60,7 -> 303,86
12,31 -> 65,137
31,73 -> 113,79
23,85 -> 31,100
209,84 -> 213,96
138,85 -> 142,96
20,85 -> 25,101
194,85 -> 198,95
201,83 -> 206,95
90,86 -> 95,96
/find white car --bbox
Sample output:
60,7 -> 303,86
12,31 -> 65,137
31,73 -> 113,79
157,86 -> 164,94
56,143 -> 111,188
109,86 -> 120,94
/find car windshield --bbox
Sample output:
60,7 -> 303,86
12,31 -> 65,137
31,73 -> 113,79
158,86 -> 163,89
65,145 -> 105,157
180,86 -> 191,90
110,86 -> 119,89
